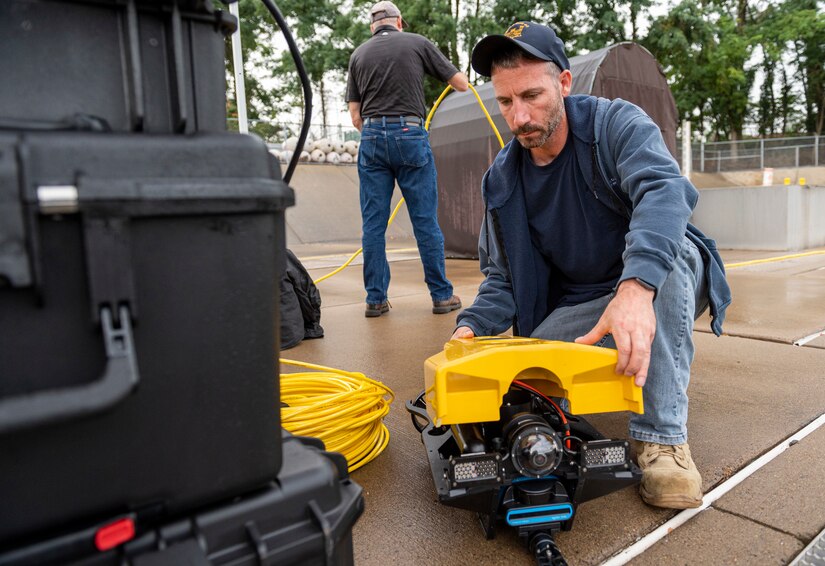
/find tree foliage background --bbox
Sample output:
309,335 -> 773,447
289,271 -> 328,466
227,0 -> 825,142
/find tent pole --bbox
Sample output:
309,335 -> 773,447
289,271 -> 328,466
681,120 -> 692,178
229,2 -> 249,134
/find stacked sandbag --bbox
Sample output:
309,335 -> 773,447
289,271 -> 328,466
343,140 -> 359,156
277,137 -> 361,164
314,138 -> 333,154
309,149 -> 326,162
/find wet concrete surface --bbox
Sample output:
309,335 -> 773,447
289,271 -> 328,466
285,244 -> 825,565
805,336 -> 825,350
629,507 -> 804,565
714,426 -> 825,541
698,250 -> 825,344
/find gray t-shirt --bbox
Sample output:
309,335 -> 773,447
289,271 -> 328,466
346,26 -> 458,119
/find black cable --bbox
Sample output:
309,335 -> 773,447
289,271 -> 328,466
260,0 -> 312,185
410,390 -> 428,432
561,435 -> 583,456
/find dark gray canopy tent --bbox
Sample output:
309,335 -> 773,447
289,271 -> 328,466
429,42 -> 677,258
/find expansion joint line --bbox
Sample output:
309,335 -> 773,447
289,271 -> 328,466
599,412 -> 825,566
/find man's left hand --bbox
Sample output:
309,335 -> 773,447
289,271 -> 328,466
574,279 -> 656,387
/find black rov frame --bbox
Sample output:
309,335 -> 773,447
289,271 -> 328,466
407,386 -> 641,566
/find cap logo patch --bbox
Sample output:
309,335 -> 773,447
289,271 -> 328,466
505,22 -> 529,39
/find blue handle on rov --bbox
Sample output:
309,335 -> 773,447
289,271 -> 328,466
505,504 -> 574,527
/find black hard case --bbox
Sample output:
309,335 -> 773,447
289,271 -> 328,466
0,434 -> 363,565
0,131 -> 294,545
0,0 -> 234,134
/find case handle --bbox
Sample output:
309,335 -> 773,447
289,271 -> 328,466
0,305 -> 140,434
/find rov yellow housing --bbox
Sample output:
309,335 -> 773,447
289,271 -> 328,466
424,337 -> 643,426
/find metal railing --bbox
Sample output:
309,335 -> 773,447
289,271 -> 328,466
235,117 -> 822,172
676,135 -> 823,173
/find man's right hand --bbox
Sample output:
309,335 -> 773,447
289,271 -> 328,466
448,72 -> 470,92
451,326 -> 475,340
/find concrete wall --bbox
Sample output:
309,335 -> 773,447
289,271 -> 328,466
285,163 -> 414,246
692,184 -> 825,250
284,163 -> 825,252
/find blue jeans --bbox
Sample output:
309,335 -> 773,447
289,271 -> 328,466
357,119 -> 453,305
530,237 -> 709,445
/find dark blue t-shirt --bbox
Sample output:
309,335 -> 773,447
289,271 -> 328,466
520,131 -> 629,308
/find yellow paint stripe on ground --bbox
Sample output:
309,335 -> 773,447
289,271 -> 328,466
304,247 -> 825,270
725,250 -> 825,269
300,247 -> 419,261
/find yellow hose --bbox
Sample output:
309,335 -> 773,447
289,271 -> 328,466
280,359 -> 394,473
312,83 -> 504,285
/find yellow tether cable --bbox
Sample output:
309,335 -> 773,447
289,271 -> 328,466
280,359 -> 394,473
312,83 -> 504,285
282,85 -> 504,474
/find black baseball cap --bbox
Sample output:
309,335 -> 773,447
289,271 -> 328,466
471,21 -> 570,77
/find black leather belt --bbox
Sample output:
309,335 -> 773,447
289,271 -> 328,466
362,116 -> 422,126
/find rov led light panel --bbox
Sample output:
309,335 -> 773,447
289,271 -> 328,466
449,454 -> 501,486
581,440 -> 629,469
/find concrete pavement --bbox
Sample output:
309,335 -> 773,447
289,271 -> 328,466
283,241 -> 825,565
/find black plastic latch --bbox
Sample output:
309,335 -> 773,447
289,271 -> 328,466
0,305 -> 139,434
0,142 -> 32,287
308,499 -> 335,566
83,216 -> 138,325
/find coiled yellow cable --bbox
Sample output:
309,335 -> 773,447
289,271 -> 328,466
280,358 -> 394,473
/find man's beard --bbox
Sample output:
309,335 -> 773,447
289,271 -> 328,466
512,90 -> 564,149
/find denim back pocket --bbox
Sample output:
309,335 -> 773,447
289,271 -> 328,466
394,134 -> 430,168
359,135 -> 379,166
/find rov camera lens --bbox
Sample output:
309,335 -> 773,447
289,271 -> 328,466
510,424 -> 564,478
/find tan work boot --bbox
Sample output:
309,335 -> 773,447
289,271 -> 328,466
632,440 -> 703,509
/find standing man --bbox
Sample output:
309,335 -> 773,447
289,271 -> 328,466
454,22 -> 731,509
346,1 -> 469,317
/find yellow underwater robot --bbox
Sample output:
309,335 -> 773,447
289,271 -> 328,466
407,337 -> 644,566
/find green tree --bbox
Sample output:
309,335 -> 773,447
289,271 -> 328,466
228,0 -> 819,141
577,0 -> 626,52
643,0 -> 755,141
224,0 -> 289,139
773,0 -> 825,134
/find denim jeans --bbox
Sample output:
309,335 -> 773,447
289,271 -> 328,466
357,118 -> 453,305
530,237 -> 709,445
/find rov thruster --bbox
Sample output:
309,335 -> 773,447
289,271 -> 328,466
406,337 -> 645,566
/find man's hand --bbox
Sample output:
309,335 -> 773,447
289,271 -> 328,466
348,101 -> 363,132
451,326 -> 475,340
448,72 -> 470,92
574,280 -> 656,387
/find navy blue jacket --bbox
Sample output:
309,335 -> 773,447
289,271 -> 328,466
456,95 -> 731,337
